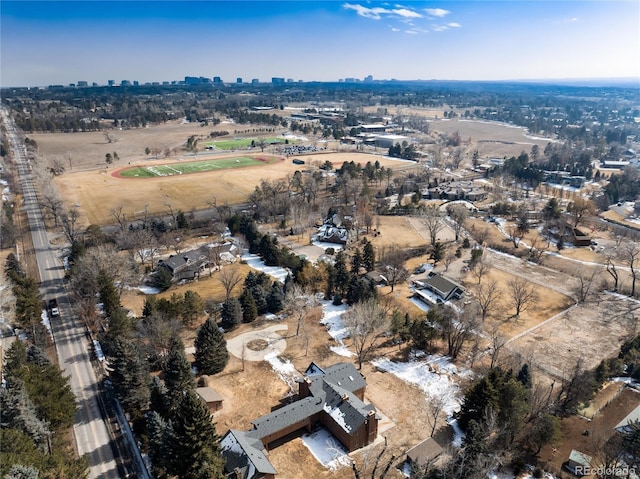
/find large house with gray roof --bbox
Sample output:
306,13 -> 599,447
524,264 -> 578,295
157,242 -> 237,282
221,362 -> 379,479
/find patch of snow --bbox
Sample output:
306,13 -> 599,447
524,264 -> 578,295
409,297 -> 431,312
449,417 -> 465,447
40,309 -> 53,340
242,254 -> 289,282
323,403 -> 352,432
319,301 -> 354,357
301,428 -> 351,472
311,240 -> 344,252
138,285 -> 162,294
264,352 -> 298,394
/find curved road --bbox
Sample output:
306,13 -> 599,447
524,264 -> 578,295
1,108 -> 121,479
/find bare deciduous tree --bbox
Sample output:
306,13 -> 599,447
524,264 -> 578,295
343,298 -> 389,369
60,206 -> 81,243
471,258 -> 492,285
438,304 -> 479,360
622,242 -> 640,296
575,268 -> 601,303
422,205 -> 443,245
473,279 -> 502,322
447,204 -> 468,243
284,284 -> 318,336
111,206 -> 127,231
217,265 -> 243,301
425,392 -> 448,437
508,277 -> 538,318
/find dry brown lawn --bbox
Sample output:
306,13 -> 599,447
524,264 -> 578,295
53,151 -> 416,227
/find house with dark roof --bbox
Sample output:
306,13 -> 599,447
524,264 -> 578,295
413,273 -> 465,306
404,437 -> 444,473
157,242 -> 237,281
220,362 -> 379,479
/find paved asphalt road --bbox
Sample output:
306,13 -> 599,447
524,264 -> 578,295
1,108 -> 121,479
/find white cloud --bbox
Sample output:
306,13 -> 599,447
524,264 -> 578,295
391,27 -> 400,32
433,25 -> 448,31
424,8 -> 450,17
405,29 -> 420,34
392,8 -> 422,18
343,3 -> 421,20
447,22 -> 461,28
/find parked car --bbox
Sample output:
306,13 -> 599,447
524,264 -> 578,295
48,298 -> 59,317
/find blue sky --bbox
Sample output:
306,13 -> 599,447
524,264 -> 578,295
1,1 -> 638,87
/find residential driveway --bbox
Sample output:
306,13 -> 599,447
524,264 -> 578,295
226,324 -> 288,361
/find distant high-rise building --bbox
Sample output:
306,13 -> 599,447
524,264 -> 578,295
364,75 -> 373,83
236,77 -> 243,84
251,78 -> 260,84
121,80 -> 131,86
272,77 -> 285,84
92,82 -> 98,87
108,80 -> 115,86
133,80 -> 139,86
213,76 -> 222,84
77,81 -> 88,87
162,81 -> 170,86
185,76 -> 199,85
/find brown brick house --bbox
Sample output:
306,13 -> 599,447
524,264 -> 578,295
221,362 -> 380,479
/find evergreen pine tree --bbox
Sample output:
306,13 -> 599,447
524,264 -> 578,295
325,263 -> 336,299
109,339 -> 150,415
97,269 -> 120,317
250,285 -> 268,315
163,337 -> 195,409
167,389 -> 225,479
195,318 -> 229,375
334,251 -> 351,297
142,295 -> 157,317
240,289 -> 258,323
516,363 -> 533,389
182,290 -> 204,326
146,410 -> 172,475
266,282 -> 284,313
362,240 -> 375,272
0,379 -> 51,451
220,298 -> 242,330
351,248 -> 362,274
149,375 -> 171,419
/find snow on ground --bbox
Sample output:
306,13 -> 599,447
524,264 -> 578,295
409,296 -> 431,312
264,351 -> 298,394
319,301 -> 354,357
371,354 -> 468,417
137,285 -> 162,294
40,309 -> 53,340
301,427 -> 352,472
311,240 -> 344,252
242,254 -> 289,283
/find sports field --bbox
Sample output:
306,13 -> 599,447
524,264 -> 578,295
205,137 -> 292,150
116,156 -> 281,178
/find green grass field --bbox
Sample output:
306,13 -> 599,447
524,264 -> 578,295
118,156 -> 280,178
205,137 -> 293,150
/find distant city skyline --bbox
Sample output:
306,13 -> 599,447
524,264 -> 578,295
1,1 -> 639,88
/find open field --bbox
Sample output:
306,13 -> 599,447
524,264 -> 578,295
205,137 -> 292,150
53,151 -> 417,226
116,155 -> 281,178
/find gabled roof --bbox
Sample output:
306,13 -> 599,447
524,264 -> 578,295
312,362 -> 367,393
406,437 -> 444,465
196,386 -> 223,403
568,449 -> 592,467
221,430 -> 277,477
250,397 -> 324,438
615,405 -> 640,433
423,273 -> 465,300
